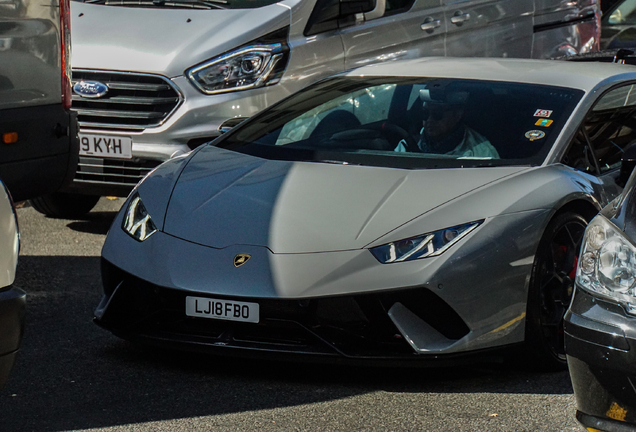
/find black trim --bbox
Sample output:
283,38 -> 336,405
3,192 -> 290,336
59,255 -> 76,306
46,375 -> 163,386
104,325 -> 522,368
534,13 -> 596,33
0,285 -> 25,389
577,411 -> 636,432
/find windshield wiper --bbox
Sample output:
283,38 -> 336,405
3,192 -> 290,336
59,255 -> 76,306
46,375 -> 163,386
85,0 -> 228,9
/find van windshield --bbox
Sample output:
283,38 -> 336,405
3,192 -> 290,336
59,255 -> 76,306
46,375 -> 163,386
70,0 -> 279,10
217,76 -> 584,169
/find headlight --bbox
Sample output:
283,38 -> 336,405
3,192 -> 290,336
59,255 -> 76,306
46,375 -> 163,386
370,221 -> 482,264
122,193 -> 157,242
576,215 -> 636,314
186,42 -> 289,95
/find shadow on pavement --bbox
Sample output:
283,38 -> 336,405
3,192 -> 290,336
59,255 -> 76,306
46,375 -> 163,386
66,211 -> 119,235
0,255 -> 574,432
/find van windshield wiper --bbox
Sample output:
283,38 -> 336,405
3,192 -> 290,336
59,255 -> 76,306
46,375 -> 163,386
84,0 -> 228,9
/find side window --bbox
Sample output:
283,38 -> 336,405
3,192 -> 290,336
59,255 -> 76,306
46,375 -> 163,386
562,129 -> 598,175
564,84 -> 636,175
608,0 -> 636,25
385,0 -> 416,15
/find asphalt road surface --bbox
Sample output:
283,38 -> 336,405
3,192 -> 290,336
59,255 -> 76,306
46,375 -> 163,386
0,198 -> 584,432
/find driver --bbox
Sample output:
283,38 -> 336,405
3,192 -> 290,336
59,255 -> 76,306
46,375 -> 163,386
395,90 -> 499,158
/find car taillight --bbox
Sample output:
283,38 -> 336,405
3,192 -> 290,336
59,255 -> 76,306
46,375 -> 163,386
60,0 -> 72,110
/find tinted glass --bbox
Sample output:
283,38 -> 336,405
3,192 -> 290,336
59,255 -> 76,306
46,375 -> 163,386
218,77 -> 584,169
587,83 -> 636,173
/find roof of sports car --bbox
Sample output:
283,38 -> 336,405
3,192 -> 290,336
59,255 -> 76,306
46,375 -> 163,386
346,57 -> 636,91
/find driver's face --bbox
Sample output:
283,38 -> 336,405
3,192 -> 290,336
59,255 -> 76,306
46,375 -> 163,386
423,104 -> 463,141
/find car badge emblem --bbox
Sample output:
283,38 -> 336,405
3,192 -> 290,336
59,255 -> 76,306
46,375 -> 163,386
234,254 -> 251,267
73,80 -> 109,99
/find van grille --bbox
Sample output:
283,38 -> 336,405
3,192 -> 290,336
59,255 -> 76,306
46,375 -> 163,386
75,157 -> 161,187
71,70 -> 182,131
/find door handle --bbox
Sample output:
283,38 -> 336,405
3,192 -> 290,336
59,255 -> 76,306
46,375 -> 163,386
450,11 -> 471,26
421,17 -> 441,33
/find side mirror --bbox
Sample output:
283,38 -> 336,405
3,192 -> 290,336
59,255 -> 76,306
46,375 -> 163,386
218,117 -> 248,134
619,143 -> 636,187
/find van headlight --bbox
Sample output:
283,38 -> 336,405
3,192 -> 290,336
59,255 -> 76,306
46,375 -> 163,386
122,193 -> 157,242
370,221 -> 482,264
186,42 -> 288,95
576,215 -> 636,314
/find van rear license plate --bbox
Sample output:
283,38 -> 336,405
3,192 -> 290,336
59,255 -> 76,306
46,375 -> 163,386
79,133 -> 132,159
186,296 -> 259,323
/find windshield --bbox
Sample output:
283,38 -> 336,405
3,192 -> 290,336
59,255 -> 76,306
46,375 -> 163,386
217,77 -> 583,169
71,0 -> 278,10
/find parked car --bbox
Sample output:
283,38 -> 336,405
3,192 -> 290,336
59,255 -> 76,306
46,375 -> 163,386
0,0 -> 79,206
565,154 -> 636,431
0,180 -> 23,389
93,57 -> 636,369
31,0 -> 601,219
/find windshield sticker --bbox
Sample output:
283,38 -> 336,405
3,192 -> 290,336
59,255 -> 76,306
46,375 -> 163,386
534,109 -> 553,118
535,119 -> 553,127
525,130 -> 546,141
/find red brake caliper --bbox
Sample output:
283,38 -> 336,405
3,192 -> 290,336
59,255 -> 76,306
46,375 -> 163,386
569,256 -> 578,279
559,245 -> 578,279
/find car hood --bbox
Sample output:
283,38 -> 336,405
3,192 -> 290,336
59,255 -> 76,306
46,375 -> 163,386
162,146 -> 529,253
70,2 -> 290,77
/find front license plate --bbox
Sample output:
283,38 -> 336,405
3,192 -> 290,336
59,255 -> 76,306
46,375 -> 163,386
185,296 -> 259,323
79,133 -> 132,159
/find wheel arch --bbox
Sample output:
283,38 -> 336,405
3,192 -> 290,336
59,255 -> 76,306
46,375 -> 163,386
550,197 -> 601,223
521,196 -> 598,370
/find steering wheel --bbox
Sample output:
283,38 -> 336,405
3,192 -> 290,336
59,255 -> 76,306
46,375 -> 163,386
379,122 -> 418,152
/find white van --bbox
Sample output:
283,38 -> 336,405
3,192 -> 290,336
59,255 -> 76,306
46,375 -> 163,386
41,0 -> 601,217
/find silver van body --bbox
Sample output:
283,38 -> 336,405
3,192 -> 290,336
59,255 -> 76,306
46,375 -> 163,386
64,0 -> 600,207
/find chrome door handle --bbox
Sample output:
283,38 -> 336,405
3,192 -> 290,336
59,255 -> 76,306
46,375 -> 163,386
421,17 -> 441,33
450,11 -> 471,26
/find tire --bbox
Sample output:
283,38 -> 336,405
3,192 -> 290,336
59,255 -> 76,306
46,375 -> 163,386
30,192 -> 100,219
524,211 -> 588,371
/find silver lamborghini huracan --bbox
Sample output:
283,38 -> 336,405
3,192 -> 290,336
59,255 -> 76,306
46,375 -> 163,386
95,57 -> 636,369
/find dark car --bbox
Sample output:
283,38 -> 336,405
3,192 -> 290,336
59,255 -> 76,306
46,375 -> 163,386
565,152 -> 636,431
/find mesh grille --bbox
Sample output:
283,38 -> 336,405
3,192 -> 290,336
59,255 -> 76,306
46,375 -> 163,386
71,70 -> 182,130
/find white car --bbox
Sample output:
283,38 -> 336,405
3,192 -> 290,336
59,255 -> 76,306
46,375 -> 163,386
0,180 -> 23,388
